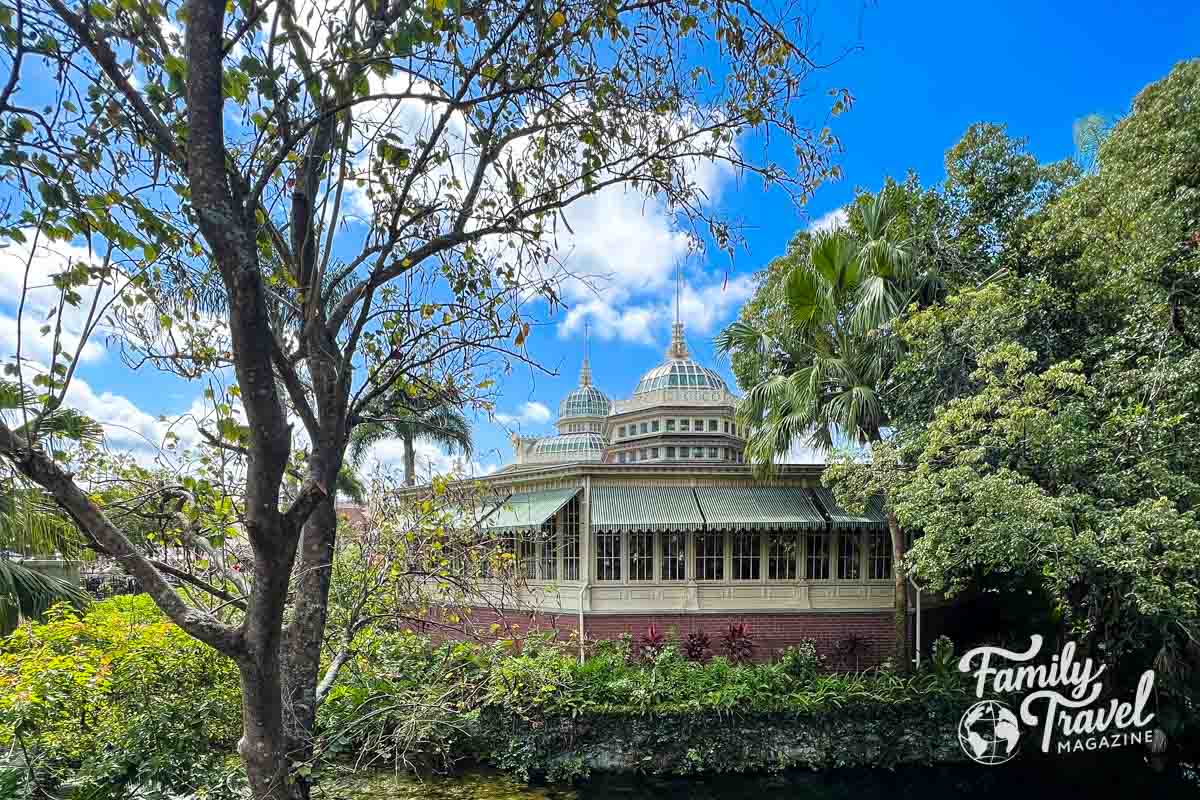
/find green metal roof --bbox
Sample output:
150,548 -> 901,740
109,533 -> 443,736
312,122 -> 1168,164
694,486 -> 827,531
591,486 -> 704,533
479,488 -> 580,533
811,487 -> 888,530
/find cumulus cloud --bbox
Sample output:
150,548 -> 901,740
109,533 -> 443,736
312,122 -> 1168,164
494,401 -> 552,427
357,436 -> 499,482
807,207 -> 848,234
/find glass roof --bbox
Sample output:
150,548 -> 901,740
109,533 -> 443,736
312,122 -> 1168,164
558,385 -> 612,419
532,432 -> 606,457
634,359 -> 728,394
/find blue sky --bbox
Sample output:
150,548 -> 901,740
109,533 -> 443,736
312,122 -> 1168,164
3,0 -> 1197,478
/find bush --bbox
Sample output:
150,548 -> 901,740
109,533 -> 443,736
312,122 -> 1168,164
638,624 -> 667,662
777,639 -> 825,682
682,631 -> 711,662
0,595 -> 243,799
720,622 -> 754,664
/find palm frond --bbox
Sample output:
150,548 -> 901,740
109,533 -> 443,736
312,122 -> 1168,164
0,559 -> 88,634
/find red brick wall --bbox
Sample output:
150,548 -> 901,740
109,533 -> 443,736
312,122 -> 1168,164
453,608 -> 897,669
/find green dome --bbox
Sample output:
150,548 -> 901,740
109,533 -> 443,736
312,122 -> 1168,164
532,432 -> 605,460
634,359 -> 728,394
559,385 -> 612,419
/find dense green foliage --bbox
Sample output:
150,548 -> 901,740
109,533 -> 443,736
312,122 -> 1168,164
727,60 -> 1200,753
319,632 -> 969,781
0,596 -> 243,799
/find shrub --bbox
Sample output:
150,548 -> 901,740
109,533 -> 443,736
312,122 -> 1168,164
835,633 -> 871,671
0,595 -> 242,799
638,624 -> 667,662
720,622 -> 754,664
778,639 -> 825,682
682,630 -> 711,662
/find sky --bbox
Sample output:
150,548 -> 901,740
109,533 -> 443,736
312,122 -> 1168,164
2,0 -> 1197,481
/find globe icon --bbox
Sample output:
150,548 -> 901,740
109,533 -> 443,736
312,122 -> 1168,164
958,700 -> 1021,765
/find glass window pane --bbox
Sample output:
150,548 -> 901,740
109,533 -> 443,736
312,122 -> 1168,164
662,532 -> 686,580
732,532 -> 760,580
630,532 -> 654,581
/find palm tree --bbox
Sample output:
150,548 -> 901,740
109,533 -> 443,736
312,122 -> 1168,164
348,397 -> 473,487
0,381 -> 100,632
716,189 -> 939,670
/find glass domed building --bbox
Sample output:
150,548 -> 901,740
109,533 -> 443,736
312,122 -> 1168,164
437,317 -> 924,668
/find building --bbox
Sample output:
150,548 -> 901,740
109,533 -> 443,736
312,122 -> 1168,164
454,319 -> 914,667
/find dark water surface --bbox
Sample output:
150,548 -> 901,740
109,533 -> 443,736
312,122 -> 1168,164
329,757 -> 1198,800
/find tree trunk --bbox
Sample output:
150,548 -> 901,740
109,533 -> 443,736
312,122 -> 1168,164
887,508 -> 912,672
403,431 -> 416,487
281,496 -> 338,800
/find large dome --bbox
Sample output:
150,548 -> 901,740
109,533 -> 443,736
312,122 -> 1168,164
559,385 -> 612,418
532,432 -> 605,460
634,358 -> 728,394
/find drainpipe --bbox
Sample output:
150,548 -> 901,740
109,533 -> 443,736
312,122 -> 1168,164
577,581 -> 588,664
908,575 -> 923,669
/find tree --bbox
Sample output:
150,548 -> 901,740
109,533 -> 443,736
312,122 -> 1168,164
348,396 -> 473,486
0,0 -> 844,795
716,189 -> 938,669
833,62 -> 1200,744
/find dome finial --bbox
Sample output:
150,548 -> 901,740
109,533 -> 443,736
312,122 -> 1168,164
667,321 -> 688,359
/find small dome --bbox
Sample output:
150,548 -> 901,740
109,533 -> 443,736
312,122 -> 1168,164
532,432 -> 606,460
559,385 -> 612,418
634,359 -> 728,394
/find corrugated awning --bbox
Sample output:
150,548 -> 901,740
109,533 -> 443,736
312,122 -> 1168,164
811,487 -> 888,530
479,488 -> 580,533
694,486 -> 828,531
591,486 -> 704,533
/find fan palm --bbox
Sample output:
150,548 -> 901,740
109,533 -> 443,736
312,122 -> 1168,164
715,189 -> 939,669
348,398 -> 473,487
0,380 -> 101,632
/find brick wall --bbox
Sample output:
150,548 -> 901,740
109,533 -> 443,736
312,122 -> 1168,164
450,607 -> 897,669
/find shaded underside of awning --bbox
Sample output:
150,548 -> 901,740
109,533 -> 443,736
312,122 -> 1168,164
694,486 -> 827,531
811,487 -> 888,530
479,488 -> 580,533
591,486 -> 704,533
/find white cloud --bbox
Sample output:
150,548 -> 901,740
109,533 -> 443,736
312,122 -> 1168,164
808,208 -> 848,234
494,401 -> 552,427
357,436 -> 498,482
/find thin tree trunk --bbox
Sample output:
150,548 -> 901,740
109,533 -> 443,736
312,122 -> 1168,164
887,508 -> 911,672
403,431 -> 416,487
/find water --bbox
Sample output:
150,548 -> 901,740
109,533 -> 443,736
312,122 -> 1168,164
328,757 -> 1198,800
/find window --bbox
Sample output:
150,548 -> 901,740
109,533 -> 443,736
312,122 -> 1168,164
692,447 -> 704,459
666,446 -> 676,458
708,419 -> 718,432
630,532 -> 654,581
540,521 -> 557,581
651,420 -> 660,432
519,534 -> 538,579
708,447 -> 719,459
618,425 -> 626,438
650,447 -> 659,459
724,420 -> 730,433
680,419 -> 690,432
666,419 -> 676,432
678,448 -> 688,459
639,422 -> 648,434
639,448 -> 647,460
693,418 -> 704,431
619,452 -> 627,464
768,532 -> 798,579
662,532 -> 686,580
562,497 -> 580,580
868,531 -> 892,579
838,532 -> 862,580
732,532 -> 761,580
805,532 -> 830,579
724,448 -> 731,460
696,532 -> 724,580
597,531 -> 621,580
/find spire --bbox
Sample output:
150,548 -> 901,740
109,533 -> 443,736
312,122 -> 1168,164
579,320 -> 592,386
667,263 -> 688,359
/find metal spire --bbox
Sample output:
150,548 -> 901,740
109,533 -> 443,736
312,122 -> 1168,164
580,320 -> 592,386
668,263 -> 688,359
